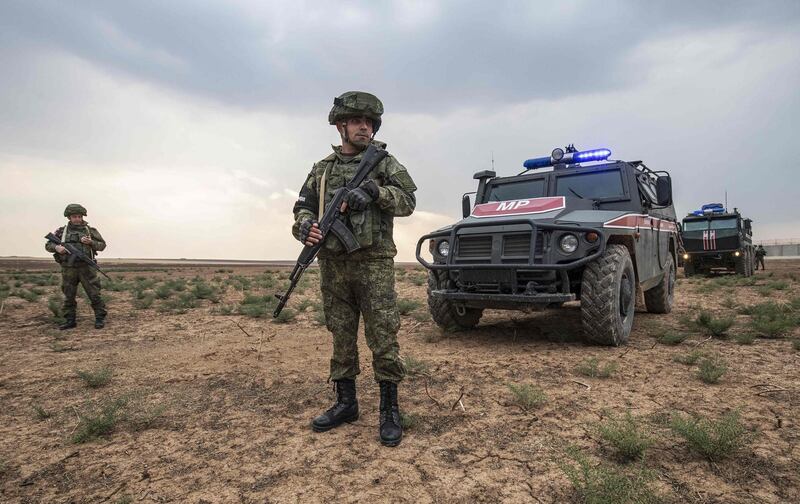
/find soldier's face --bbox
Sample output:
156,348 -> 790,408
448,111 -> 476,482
339,116 -> 374,148
68,215 -> 84,225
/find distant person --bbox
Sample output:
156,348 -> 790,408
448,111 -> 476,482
45,204 -> 107,329
755,244 -> 767,270
291,91 -> 416,446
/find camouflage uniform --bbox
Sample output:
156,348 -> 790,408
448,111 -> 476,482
293,141 -> 417,383
755,245 -> 766,270
45,212 -> 107,322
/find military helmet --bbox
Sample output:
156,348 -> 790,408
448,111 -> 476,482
328,91 -> 384,133
64,203 -> 87,217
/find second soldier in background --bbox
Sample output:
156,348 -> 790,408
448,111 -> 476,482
292,91 -> 416,446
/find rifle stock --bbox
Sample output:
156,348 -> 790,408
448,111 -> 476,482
273,144 -> 388,317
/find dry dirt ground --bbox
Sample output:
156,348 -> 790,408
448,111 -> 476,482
1,258 -> 799,503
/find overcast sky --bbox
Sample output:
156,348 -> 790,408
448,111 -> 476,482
1,0 -> 798,261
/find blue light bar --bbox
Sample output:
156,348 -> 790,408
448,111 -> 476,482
523,147 -> 612,170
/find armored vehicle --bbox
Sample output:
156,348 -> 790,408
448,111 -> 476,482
416,146 -> 679,346
680,204 -> 754,276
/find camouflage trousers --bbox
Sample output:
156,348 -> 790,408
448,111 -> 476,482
756,257 -> 766,270
61,265 -> 106,320
319,258 -> 405,383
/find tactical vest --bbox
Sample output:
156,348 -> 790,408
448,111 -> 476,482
314,155 -> 394,257
58,223 -> 95,263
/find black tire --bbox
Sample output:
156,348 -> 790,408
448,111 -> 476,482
427,271 -> 482,332
747,249 -> 754,277
580,244 -> 636,346
684,260 -> 695,278
644,255 -> 675,314
735,254 -> 746,276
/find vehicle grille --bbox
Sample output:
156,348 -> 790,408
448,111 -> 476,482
455,231 -> 545,264
456,235 -> 492,258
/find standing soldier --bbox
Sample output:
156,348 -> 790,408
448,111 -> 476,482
45,204 -> 107,330
292,91 -> 416,447
755,244 -> 767,271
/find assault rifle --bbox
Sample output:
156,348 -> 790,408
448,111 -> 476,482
45,232 -> 111,281
274,143 -> 388,317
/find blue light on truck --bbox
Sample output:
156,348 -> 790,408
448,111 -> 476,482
523,147 -> 612,170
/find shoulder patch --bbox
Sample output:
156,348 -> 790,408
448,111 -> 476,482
389,170 -> 417,193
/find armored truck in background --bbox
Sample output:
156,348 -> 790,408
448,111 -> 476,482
680,204 -> 754,276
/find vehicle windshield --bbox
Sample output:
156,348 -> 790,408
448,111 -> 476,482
555,169 -> 625,200
709,217 -> 738,230
682,219 -> 708,231
486,178 -> 546,201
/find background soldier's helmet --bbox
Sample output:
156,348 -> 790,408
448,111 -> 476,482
328,91 -> 384,133
64,203 -> 87,217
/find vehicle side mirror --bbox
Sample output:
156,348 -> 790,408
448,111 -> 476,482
656,176 -> 672,206
462,194 -> 471,218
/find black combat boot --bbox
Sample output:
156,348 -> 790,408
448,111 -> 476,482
379,381 -> 403,447
94,316 -> 105,329
311,379 -> 358,432
59,318 -> 77,330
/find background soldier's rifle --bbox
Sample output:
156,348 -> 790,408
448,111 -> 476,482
274,144 -> 388,317
45,232 -> 111,281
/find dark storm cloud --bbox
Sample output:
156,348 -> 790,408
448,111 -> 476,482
2,0 -> 798,113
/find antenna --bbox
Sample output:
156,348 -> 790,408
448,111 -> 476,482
725,190 -> 728,211
491,150 -> 494,171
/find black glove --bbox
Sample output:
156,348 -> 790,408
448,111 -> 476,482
298,219 -> 318,244
344,180 -> 380,212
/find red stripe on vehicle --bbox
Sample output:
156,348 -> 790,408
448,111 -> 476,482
603,214 -> 678,233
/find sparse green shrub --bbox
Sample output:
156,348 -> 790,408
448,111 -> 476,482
597,411 -> 652,462
697,355 -> 727,384
397,298 -> 422,315
126,402 -> 168,431
132,293 -> 155,310
14,288 -> 41,302
75,366 -> 113,388
48,293 -> 64,321
191,282 -> 220,303
561,447 -> 661,504
158,293 -> 198,313
211,304 -> 235,315
403,355 -> 431,376
400,412 -> 417,429
670,410 -> 750,461
272,308 -> 296,324
296,298 -> 315,312
732,332 -> 756,345
411,311 -> 432,322
507,383 -> 546,411
33,404 -> 52,420
695,311 -> 734,336
71,397 -> 127,443
720,297 -> 738,309
575,357 -> 618,378
749,317 -> 795,339
154,284 -> 173,299
314,309 -> 327,326
657,331 -> 688,346
410,275 -> 426,286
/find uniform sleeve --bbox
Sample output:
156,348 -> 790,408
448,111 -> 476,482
291,166 -> 320,241
376,157 -> 417,217
90,227 -> 106,252
45,227 -> 63,253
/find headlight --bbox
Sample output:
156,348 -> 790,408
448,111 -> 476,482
559,234 -> 579,254
683,253 -> 689,260
734,251 -> 741,257
437,240 -> 450,257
